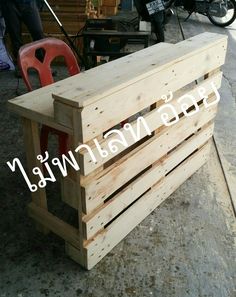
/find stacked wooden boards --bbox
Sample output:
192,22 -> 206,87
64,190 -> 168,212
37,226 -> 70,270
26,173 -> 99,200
8,32 -> 227,270
19,0 -> 96,62
21,0 -> 97,38
39,0 -> 97,34
99,0 -> 120,16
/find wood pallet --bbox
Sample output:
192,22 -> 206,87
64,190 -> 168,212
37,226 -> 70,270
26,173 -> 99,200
99,5 -> 118,16
99,0 -> 120,16
21,0 -> 96,36
39,13 -> 87,35
19,0 -> 92,62
8,32 -> 227,270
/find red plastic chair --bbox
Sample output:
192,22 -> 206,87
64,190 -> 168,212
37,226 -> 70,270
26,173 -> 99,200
18,37 -> 80,156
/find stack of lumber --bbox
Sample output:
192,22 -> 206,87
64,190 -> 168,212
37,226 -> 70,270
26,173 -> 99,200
21,0 -> 98,38
99,0 -> 120,16
8,33 -> 227,270
40,0 -> 97,35
15,0 -> 98,61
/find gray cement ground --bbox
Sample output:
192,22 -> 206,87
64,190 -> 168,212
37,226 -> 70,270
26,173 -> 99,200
0,10 -> 236,297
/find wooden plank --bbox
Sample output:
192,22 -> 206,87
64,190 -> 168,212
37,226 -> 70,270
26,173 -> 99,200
54,36 -> 226,142
7,32 -> 227,271
8,95 -> 73,134
61,176 -> 78,209
100,6 -> 117,16
101,0 -> 119,7
50,101 -> 75,134
84,142 -> 211,269
22,118 -> 48,233
83,123 -> 214,239
76,42 -> 225,140
81,102 -> 218,214
53,33 -> 227,108
79,72 -> 222,175
28,202 -> 80,248
9,34 -> 226,134
7,43 -> 173,125
22,119 -> 47,208
70,109 -> 88,267
41,20 -> 86,35
65,242 -> 83,266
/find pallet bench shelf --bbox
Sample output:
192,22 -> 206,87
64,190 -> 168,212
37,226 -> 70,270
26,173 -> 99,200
8,32 -> 227,270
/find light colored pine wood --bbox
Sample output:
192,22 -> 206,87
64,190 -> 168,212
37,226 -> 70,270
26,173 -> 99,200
53,33 -> 226,108
7,43 -> 172,128
79,72 -> 222,175
8,93 -> 73,134
83,123 -> 214,239
22,119 -> 47,208
84,142 -> 211,269
101,0 -> 119,6
77,45 -> 224,142
65,242 -> 83,265
8,34 -> 226,143
53,39 -> 226,142
66,109 -> 87,267
81,102 -> 218,214
28,202 -> 80,247
61,176 -> 78,209
8,33 -> 227,270
22,118 -> 48,233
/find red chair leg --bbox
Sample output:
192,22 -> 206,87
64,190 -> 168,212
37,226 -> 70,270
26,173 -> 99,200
58,133 -> 69,155
121,119 -> 128,127
40,125 -> 50,155
41,125 -> 68,156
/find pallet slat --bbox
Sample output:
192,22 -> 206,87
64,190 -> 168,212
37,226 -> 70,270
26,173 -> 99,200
54,33 -> 227,142
82,103 -> 217,214
79,72 -> 222,175
8,33 -> 227,270
53,33 -> 226,108
83,123 -> 214,239
84,142 -> 211,269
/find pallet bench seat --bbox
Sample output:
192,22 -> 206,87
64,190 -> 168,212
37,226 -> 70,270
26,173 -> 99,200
8,32 -> 227,270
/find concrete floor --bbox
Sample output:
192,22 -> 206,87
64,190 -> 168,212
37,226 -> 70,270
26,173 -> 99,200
0,10 -> 236,297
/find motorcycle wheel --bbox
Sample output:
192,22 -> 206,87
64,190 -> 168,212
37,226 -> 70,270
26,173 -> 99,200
207,0 -> 236,27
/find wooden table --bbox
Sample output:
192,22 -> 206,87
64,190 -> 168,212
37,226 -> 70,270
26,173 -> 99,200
8,32 -> 227,269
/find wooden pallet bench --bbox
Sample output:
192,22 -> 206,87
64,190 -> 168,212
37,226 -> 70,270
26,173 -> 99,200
8,32 -> 227,270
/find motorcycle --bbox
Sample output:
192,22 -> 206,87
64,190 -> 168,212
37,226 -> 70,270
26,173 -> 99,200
164,0 -> 236,27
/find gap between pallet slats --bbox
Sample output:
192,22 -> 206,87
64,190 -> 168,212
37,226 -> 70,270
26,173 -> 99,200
53,35 -> 226,143
83,122 -> 214,239
83,142 -> 211,269
79,72 -> 222,175
81,102 -> 218,214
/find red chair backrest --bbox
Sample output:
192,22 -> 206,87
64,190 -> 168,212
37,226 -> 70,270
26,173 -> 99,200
18,37 -> 80,91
